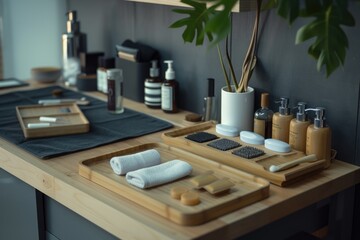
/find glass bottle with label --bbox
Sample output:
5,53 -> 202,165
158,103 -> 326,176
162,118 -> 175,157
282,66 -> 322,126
107,68 -> 124,114
254,93 -> 273,138
97,57 -> 115,93
161,60 -> 178,113
145,60 -> 162,108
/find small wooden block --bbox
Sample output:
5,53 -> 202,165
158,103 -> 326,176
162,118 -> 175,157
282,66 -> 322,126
203,179 -> 235,194
189,172 -> 218,189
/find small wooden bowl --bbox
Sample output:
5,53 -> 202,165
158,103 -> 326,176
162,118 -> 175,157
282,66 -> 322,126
31,67 -> 62,83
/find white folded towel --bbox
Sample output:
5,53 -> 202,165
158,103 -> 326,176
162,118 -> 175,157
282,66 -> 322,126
126,160 -> 192,189
110,149 -> 161,175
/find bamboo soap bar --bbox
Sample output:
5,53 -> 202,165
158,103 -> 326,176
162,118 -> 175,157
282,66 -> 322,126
170,186 -> 188,200
204,179 -> 235,194
181,191 -> 200,206
189,172 -> 218,189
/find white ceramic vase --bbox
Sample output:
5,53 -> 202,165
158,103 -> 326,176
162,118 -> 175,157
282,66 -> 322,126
221,86 -> 254,132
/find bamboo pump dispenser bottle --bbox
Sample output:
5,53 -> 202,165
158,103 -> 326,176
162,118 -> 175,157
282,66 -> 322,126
289,102 -> 310,152
272,97 -> 293,143
161,60 -> 178,113
305,107 -> 332,168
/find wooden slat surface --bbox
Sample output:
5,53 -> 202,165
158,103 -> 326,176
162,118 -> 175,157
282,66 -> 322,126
1,82 -> 360,240
79,142 -> 269,226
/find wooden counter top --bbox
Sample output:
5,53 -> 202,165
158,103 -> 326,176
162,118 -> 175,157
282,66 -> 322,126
1,83 -> 360,240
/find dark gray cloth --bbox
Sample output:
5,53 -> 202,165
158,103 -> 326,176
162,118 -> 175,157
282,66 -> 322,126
0,86 -> 172,159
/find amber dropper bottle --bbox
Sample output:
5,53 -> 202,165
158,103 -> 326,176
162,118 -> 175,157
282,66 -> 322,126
254,93 -> 273,138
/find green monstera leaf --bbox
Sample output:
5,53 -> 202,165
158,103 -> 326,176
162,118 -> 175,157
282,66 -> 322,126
259,0 -> 356,77
170,0 -> 213,45
295,2 -> 355,76
171,0 -> 357,78
170,0 -> 237,46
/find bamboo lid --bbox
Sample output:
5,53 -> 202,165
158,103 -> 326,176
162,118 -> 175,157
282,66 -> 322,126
261,93 -> 269,108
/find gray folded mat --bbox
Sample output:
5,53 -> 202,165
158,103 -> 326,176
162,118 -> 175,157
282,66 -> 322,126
0,86 -> 172,159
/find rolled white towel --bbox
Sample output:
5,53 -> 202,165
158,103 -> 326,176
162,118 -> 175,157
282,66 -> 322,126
126,160 -> 192,189
110,149 -> 161,175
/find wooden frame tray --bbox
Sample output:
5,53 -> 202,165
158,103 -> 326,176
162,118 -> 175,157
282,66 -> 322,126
16,103 -> 89,138
162,121 -> 327,186
78,142 -> 270,226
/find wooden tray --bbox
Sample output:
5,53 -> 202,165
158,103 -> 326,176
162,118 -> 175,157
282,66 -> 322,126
78,142 -> 269,226
162,121 -> 327,186
16,103 -> 89,138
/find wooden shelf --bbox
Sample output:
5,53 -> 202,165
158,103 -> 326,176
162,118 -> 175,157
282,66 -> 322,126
127,0 -> 257,12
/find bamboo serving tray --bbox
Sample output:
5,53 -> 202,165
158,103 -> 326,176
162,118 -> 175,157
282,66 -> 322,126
16,103 -> 89,138
78,142 -> 270,226
162,121 -> 327,186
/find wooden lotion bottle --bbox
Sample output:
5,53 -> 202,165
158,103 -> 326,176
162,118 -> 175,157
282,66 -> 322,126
161,60 -> 178,113
272,97 -> 293,143
305,107 -> 332,168
289,102 -> 310,152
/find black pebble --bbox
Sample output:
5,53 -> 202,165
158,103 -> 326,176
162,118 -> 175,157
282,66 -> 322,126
232,146 -> 265,159
185,131 -> 218,143
207,138 -> 241,151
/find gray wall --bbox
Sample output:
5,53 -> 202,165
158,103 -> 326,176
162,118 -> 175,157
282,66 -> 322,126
69,0 -> 360,166
1,0 -> 66,79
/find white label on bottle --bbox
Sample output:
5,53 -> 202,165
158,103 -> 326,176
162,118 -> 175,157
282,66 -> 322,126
145,82 -> 162,88
145,96 -> 161,102
145,88 -> 161,95
161,85 -> 172,110
97,69 -> 108,93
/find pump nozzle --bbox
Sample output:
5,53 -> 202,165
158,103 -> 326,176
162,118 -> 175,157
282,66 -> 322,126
305,107 -> 326,128
149,60 -> 159,77
164,60 -> 175,80
275,97 -> 290,115
295,102 -> 307,121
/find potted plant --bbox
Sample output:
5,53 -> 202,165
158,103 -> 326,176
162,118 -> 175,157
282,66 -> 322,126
170,0 -> 260,131
170,0 -> 356,130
